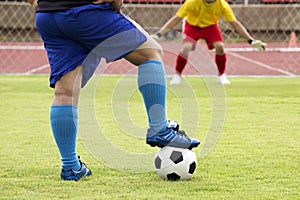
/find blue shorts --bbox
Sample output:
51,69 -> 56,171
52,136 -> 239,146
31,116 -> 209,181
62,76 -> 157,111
36,4 -> 147,88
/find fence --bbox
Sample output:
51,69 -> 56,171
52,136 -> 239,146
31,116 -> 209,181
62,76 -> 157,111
0,0 -> 299,75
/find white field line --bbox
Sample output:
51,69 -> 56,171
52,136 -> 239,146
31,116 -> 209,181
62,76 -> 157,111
224,47 -> 300,52
227,51 -> 295,77
25,64 -> 49,74
1,45 -> 297,76
0,45 -> 44,50
1,45 -> 300,52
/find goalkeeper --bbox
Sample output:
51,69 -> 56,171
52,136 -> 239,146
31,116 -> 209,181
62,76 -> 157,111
152,0 -> 266,85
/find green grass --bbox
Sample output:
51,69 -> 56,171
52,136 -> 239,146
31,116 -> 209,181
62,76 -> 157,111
0,75 -> 299,199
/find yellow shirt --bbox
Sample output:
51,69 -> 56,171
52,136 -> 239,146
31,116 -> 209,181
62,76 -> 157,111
176,0 -> 236,28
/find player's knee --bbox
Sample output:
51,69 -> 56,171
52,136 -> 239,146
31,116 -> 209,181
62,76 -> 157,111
213,42 -> 225,54
180,47 -> 191,57
54,87 -> 73,99
148,38 -> 163,59
126,47 -> 163,65
53,83 -> 80,105
180,43 -> 193,56
153,48 -> 163,60
143,48 -> 163,63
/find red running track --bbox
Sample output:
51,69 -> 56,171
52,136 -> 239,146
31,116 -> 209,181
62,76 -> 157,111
0,41 -> 299,76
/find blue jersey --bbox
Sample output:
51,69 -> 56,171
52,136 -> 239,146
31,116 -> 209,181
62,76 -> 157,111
36,4 -> 147,88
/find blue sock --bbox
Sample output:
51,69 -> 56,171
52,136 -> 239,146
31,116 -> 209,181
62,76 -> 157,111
138,60 -> 168,132
50,105 -> 81,171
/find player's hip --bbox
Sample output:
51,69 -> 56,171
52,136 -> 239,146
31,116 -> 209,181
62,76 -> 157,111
36,4 -> 148,88
182,22 -> 223,50
36,5 -> 139,44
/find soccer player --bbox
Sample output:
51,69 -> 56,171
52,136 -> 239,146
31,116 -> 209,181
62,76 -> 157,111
27,0 -> 200,181
152,0 -> 266,85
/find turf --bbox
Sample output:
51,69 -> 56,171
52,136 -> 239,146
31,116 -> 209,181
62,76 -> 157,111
0,75 -> 299,199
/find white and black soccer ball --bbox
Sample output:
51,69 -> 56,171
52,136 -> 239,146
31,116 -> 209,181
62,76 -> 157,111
154,146 -> 197,181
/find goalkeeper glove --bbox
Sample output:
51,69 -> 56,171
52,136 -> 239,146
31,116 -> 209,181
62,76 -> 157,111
248,39 -> 267,51
150,32 -> 162,40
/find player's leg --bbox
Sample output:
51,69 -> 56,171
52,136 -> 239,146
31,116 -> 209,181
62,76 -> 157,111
50,66 -> 91,181
125,38 -> 168,132
36,12 -> 91,181
204,24 -> 230,84
170,42 -> 194,85
213,41 -> 230,84
213,41 -> 226,75
124,38 -> 200,149
177,42 -> 194,74
171,22 -> 198,85
52,65 -> 82,106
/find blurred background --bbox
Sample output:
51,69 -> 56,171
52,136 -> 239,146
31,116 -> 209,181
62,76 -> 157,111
0,0 -> 299,75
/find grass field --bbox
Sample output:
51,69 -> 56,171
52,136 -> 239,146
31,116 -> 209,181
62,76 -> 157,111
0,75 -> 299,199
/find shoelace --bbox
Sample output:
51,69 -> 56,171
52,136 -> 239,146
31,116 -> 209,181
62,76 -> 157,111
177,130 -> 189,138
77,156 -> 88,169
78,156 -> 82,164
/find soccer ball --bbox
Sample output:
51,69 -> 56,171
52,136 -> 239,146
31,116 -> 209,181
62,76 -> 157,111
154,146 -> 197,181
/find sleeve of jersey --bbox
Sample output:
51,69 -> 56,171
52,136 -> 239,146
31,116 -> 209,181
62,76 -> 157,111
176,0 -> 193,18
222,2 -> 236,22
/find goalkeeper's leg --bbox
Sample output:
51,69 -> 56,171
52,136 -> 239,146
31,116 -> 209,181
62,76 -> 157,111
213,41 -> 230,84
